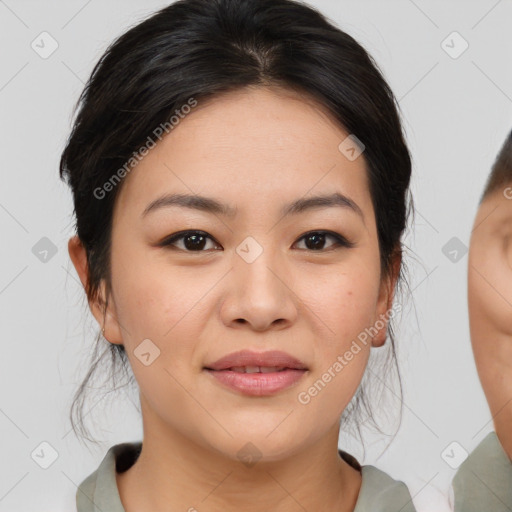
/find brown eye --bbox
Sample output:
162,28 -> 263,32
294,231 -> 354,251
161,230 -> 221,252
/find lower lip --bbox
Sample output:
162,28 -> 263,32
204,368 -> 307,396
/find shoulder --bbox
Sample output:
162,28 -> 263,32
452,431 -> 512,512
76,442 -> 142,512
338,449 -> 416,512
356,465 -> 416,512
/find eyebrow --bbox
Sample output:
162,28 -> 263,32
141,192 -> 364,221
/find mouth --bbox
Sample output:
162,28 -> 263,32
203,350 -> 308,396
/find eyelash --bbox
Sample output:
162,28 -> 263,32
159,230 -> 355,252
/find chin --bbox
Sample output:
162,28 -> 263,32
206,430 -> 305,465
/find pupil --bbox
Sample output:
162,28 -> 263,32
185,234 -> 206,250
306,233 -> 325,250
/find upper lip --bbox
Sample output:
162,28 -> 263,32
204,350 -> 308,371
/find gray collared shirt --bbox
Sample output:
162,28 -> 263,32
452,431 -> 512,511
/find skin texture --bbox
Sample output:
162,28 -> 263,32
69,85 -> 401,511
468,186 -> 512,461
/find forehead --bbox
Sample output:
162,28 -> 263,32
473,187 -> 512,240
114,86 -> 372,219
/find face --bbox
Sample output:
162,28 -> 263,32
469,187 -> 512,339
468,185 -> 512,433
72,86 -> 398,462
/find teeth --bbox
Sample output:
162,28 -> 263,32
260,366 -> 282,373
230,366 -> 285,373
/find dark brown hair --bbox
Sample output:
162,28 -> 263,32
59,0 -> 414,447
480,130 -> 512,203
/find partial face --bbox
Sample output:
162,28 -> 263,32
469,187 -> 512,339
101,86 -> 395,461
468,184 -> 512,460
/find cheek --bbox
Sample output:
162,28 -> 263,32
294,267 -> 378,406
304,267 -> 380,350
469,240 -> 512,336
110,249 -> 213,359
110,261 -> 210,423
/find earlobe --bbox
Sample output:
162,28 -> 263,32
371,298 -> 391,347
372,251 -> 401,348
371,324 -> 388,347
370,289 -> 392,348
97,281 -> 124,345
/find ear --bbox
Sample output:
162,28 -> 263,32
371,249 -> 401,348
67,235 -> 124,345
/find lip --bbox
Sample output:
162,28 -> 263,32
203,350 -> 308,397
204,349 -> 308,371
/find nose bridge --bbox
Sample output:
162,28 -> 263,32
227,233 -> 297,321
234,235 -> 284,293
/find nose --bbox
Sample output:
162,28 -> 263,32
220,246 -> 298,332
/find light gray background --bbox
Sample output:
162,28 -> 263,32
1,1 -> 511,511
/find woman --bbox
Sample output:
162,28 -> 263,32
62,0 -> 415,510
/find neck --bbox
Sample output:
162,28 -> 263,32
116,402 -> 361,511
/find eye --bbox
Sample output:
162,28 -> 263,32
294,230 -> 355,251
160,230 -> 221,252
